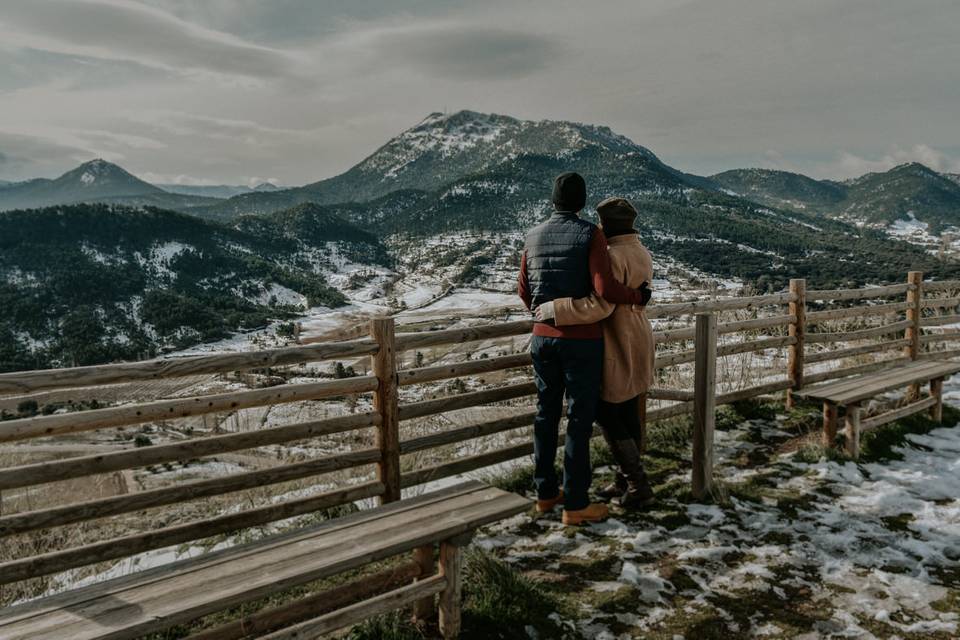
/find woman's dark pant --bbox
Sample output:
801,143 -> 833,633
596,395 -> 642,443
530,335 -> 603,512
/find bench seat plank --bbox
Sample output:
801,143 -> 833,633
826,361 -> 960,405
795,361 -> 960,405
0,481 -> 530,640
794,361 -> 941,400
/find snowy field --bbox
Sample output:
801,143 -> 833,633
473,379 -> 960,639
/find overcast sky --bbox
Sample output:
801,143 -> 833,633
1,0 -> 958,185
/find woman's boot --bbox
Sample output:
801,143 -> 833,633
610,437 -> 655,509
596,472 -> 628,499
597,427 -> 628,499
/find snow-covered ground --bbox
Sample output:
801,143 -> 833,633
473,378 -> 960,639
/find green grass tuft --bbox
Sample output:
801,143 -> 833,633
346,610 -> 425,640
460,548 -> 568,639
859,404 -> 960,463
487,464 -> 537,495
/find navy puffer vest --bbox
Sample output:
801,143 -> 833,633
524,212 -> 596,309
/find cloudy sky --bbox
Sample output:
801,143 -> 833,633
1,0 -> 958,185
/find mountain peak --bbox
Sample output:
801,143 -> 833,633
346,110 -> 658,188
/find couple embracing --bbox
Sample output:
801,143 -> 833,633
518,172 -> 656,525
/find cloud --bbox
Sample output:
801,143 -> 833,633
0,131 -> 94,178
817,145 -> 960,180
0,0 -> 297,79
367,24 -> 562,80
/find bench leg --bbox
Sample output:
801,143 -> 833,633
412,544 -> 436,621
438,540 -> 463,639
822,401 -> 838,449
908,382 -> 921,403
844,404 -> 861,459
931,377 -> 944,423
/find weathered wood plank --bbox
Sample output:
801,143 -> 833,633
438,541 -> 464,639
0,339 -> 379,396
0,484 -> 528,635
654,314 -> 795,344
931,377 -> 944,423
398,353 -> 532,386
259,575 -> 448,640
412,545 -> 437,621
0,411 -> 379,491
798,361 -> 960,405
395,321 -> 533,352
844,403 -> 861,458
399,382 -> 537,421
806,283 -> 913,302
921,296 -> 960,308
828,362 -> 960,405
786,279 -> 806,409
796,360 -> 941,399
920,314 -> 960,327
802,357 -> 911,385
920,331 -> 960,343
0,449 -> 380,537
905,271 -> 924,403
647,388 -> 695,402
805,320 -> 912,345
920,280 -> 960,292
371,318 -> 401,504
185,561 -> 422,640
0,376 -> 378,444
804,338 -> 911,365
822,401 -> 838,448
645,292 -> 795,319
656,336 -> 794,369
400,442 -> 535,488
805,301 -> 910,322
860,396 -> 938,432
692,314 -> 717,501
400,412 -> 534,455
0,482 -> 482,620
0,481 -> 385,586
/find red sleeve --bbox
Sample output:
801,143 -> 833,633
518,250 -> 532,310
589,229 -> 643,305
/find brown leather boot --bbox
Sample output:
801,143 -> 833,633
595,473 -> 628,500
536,490 -> 564,513
609,437 -> 655,509
620,471 -> 655,509
562,502 -> 609,525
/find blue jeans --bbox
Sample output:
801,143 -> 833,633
530,335 -> 603,511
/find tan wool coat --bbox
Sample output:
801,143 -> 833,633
553,233 -> 655,403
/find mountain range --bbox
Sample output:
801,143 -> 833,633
711,163 -> 960,233
157,182 -> 282,199
0,160 -> 220,212
2,110 -> 959,370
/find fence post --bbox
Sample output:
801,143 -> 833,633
905,271 -> 923,400
692,313 -> 717,501
786,278 -> 806,409
370,317 -> 401,504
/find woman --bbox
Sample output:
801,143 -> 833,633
535,197 -> 656,508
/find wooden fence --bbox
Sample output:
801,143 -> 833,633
1,271 -> 959,598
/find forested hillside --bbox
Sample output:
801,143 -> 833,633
0,204 -> 388,372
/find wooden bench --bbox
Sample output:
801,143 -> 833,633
793,360 -> 960,457
0,481 -> 530,640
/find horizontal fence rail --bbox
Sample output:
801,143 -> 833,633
2,270 -> 960,607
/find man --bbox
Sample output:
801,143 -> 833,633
517,172 -> 649,525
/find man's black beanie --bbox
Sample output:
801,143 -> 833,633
552,172 -> 587,213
